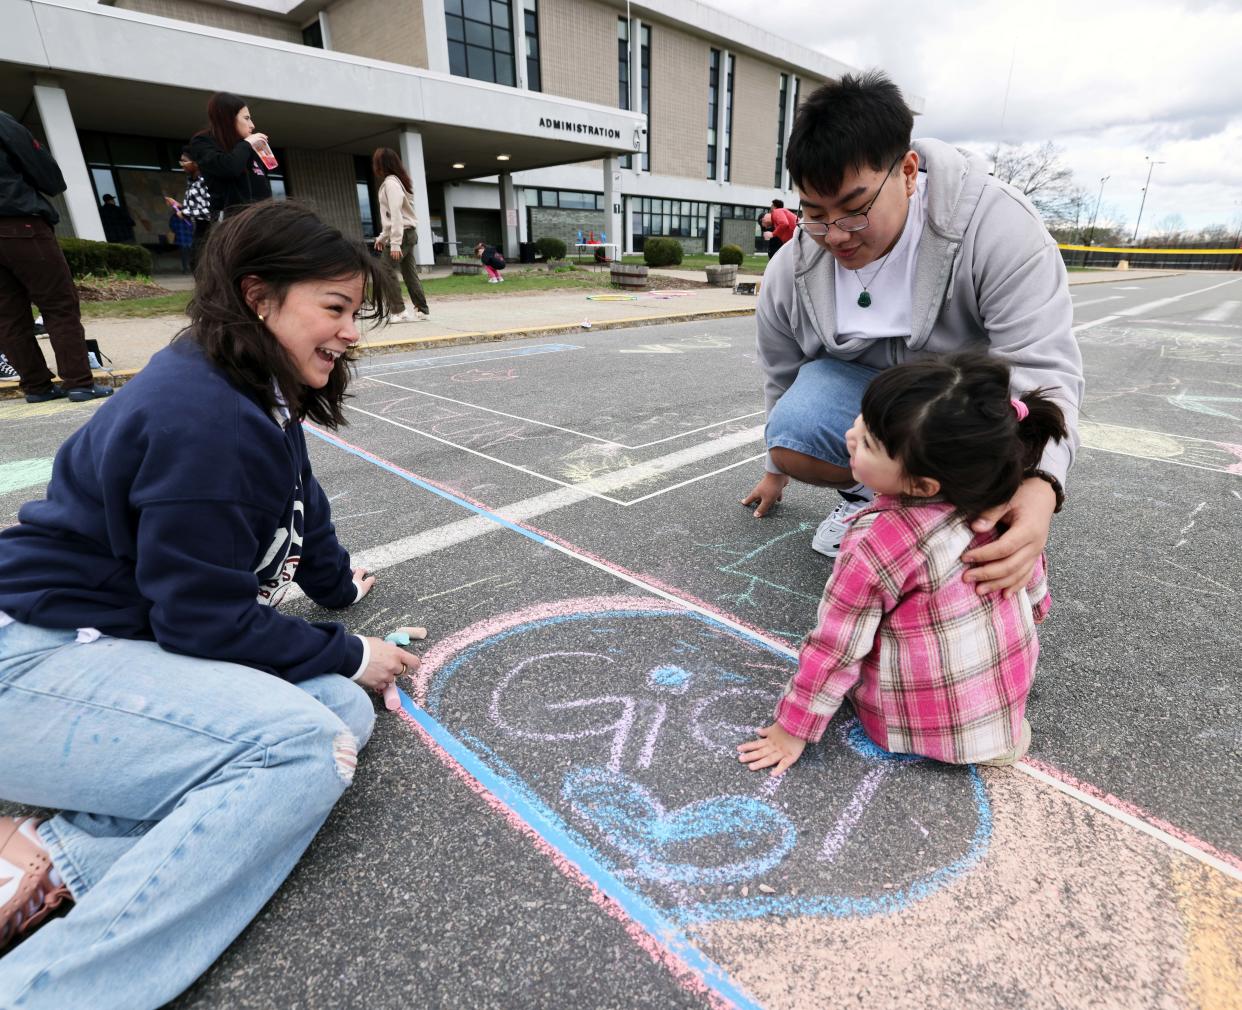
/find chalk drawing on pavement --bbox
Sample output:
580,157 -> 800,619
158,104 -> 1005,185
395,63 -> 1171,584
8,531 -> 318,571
414,595 -> 991,928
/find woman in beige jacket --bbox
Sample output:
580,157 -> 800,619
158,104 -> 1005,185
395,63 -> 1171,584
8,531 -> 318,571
372,148 -> 430,322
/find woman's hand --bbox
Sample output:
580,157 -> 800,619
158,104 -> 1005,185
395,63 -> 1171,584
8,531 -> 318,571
352,567 -> 375,602
244,132 -> 269,149
737,723 -> 806,776
389,247 -> 402,261
741,472 -> 790,518
373,236 -> 385,252
355,637 -> 419,694
961,477 -> 1057,597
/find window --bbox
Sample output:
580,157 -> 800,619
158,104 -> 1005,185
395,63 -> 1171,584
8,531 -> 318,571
632,197 -> 708,249
774,73 -> 788,187
640,25 -> 651,172
445,0 -> 516,87
354,155 -> 380,238
617,17 -> 631,169
707,49 -> 719,180
301,19 -> 323,48
529,189 -> 603,210
523,0 -> 540,91
722,53 -> 734,183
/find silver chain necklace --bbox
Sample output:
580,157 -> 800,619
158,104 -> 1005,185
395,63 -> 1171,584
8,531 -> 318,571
852,251 -> 894,308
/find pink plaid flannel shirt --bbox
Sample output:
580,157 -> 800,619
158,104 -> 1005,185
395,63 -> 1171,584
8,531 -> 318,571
776,495 -> 1050,764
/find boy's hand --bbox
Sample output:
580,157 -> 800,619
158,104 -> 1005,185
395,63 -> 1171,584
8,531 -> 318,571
738,723 -> 806,776
962,477 -> 1056,597
741,472 -> 789,518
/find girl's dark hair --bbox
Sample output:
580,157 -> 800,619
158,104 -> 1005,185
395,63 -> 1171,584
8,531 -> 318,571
861,352 -> 1068,518
203,92 -> 247,151
371,147 -> 412,193
786,70 -> 914,197
180,199 -> 393,427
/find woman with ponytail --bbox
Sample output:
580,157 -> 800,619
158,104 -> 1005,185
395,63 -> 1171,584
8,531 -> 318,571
740,351 -> 1068,774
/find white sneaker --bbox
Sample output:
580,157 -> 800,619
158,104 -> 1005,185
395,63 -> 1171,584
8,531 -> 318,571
391,310 -> 417,323
497,275 -> 505,282
811,498 -> 872,558
487,277 -> 500,284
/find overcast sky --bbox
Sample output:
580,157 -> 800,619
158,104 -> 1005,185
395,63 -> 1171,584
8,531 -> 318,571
701,0 -> 1242,238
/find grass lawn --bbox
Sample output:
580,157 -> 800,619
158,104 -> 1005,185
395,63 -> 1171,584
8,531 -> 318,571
79,291 -> 193,319
621,253 -> 770,274
419,268 -> 610,297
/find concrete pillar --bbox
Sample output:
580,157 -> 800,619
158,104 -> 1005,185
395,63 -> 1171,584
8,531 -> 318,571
32,80 -> 104,242
714,51 -> 729,184
515,187 -> 529,242
706,204 -> 718,254
603,158 -> 622,257
511,0 -> 527,90
630,18 -> 644,172
423,1 -> 449,73
317,10 -> 333,49
498,172 -> 519,260
398,127 -> 434,266
783,75 -> 798,193
442,183 -> 458,257
624,196 -> 636,255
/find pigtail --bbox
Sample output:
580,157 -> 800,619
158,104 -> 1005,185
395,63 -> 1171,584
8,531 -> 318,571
1015,388 -> 1068,472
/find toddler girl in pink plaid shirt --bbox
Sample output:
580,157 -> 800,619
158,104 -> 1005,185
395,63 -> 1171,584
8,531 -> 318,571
739,352 -> 1068,774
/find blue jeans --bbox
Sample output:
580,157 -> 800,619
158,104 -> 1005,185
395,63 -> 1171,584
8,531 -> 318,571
0,619 -> 375,1009
765,356 -> 881,469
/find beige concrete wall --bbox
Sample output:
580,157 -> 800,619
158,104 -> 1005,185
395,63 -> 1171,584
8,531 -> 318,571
728,52 -> 780,189
648,23 -> 710,180
111,0 -> 301,42
284,149 -> 362,238
537,0 -> 616,106
325,0 -> 427,67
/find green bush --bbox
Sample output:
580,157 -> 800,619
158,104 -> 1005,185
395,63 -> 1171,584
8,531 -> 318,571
105,243 -> 153,276
718,244 -> 744,266
535,236 -> 567,261
59,238 -> 108,277
642,237 -> 683,267
58,237 -> 153,278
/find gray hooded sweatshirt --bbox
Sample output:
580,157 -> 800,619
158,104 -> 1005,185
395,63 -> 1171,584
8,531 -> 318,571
756,138 -> 1083,486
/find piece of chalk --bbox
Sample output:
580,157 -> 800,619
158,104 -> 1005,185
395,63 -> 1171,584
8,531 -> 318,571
384,627 -> 428,646
383,683 -> 401,711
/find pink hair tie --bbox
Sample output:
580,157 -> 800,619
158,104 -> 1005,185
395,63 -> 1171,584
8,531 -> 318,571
1011,397 -> 1029,422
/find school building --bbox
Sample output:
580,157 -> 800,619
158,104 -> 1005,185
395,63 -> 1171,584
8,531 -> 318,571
0,0 -> 922,266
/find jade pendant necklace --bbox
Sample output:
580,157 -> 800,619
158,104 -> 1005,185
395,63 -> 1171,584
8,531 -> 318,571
852,251 -> 894,308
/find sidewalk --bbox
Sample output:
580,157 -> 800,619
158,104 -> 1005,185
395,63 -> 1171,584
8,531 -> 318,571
0,267 -> 1179,398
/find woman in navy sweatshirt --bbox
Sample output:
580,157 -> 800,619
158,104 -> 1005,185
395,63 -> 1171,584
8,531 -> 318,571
0,201 -> 416,1007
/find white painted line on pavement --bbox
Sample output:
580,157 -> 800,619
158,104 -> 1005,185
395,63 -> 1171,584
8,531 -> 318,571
363,374 -> 764,450
1070,295 -> 1124,309
1198,299 -> 1240,324
1074,277 -> 1242,335
355,343 -> 580,376
1073,316 -> 1117,333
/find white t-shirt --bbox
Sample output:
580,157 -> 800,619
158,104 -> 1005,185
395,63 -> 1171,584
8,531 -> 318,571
833,172 -> 927,342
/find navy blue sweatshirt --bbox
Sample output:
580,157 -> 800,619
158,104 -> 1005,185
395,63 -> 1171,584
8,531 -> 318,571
0,341 -> 364,682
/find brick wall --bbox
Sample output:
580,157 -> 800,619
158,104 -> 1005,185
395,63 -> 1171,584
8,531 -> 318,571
729,53 -> 780,190
112,0 -> 301,42
284,149 -> 361,237
649,24 -> 710,180
537,0 -> 616,106
529,207 -> 607,249
325,0 -> 427,67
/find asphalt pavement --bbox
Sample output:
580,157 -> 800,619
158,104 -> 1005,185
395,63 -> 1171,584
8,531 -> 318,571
1,270 -> 1239,1009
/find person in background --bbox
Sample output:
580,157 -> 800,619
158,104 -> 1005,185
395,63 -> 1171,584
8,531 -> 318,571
371,146 -> 429,323
177,146 -> 213,270
0,110 -> 112,404
0,200 -> 418,1007
188,92 -> 272,220
473,241 -> 506,283
99,194 -> 135,244
766,198 -> 798,258
166,198 -> 194,274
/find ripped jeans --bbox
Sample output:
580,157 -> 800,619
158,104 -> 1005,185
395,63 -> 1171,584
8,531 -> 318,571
0,618 -> 374,1009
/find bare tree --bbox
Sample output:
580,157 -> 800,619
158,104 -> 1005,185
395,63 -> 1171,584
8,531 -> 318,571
988,141 -> 1083,223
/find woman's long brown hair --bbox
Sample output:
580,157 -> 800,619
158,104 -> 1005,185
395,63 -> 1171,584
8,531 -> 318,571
179,200 -> 394,427
371,147 -> 412,193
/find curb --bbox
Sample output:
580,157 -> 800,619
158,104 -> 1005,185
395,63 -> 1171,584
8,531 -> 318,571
0,305 -> 758,400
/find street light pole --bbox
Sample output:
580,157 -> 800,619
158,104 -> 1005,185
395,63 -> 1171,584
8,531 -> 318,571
1132,157 -> 1166,244
1087,175 -> 1109,246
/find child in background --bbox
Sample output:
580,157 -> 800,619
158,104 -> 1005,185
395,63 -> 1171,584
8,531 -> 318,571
739,352 -> 1068,774
474,241 -> 506,283
166,198 -> 195,274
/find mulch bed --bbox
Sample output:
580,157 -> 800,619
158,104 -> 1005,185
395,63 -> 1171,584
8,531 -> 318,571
76,277 -> 172,302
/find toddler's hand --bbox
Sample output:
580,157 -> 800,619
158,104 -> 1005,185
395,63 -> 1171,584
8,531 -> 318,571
738,723 -> 806,776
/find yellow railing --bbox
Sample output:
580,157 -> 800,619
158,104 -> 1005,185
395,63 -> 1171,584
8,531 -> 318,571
1058,244 -> 1242,255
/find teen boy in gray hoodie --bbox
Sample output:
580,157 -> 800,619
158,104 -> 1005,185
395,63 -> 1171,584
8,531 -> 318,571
743,71 -> 1082,598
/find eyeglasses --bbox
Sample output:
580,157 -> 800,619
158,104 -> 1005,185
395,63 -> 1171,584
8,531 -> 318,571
796,153 -> 906,236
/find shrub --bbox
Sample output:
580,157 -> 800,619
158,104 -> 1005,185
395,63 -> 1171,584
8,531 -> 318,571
642,237 -> 683,267
59,237 -> 108,277
718,244 -> 744,266
58,237 -> 153,278
105,243 -> 153,276
535,236 -> 567,261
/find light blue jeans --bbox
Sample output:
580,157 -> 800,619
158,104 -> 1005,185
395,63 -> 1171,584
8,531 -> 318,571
0,618 -> 375,1009
765,356 -> 881,469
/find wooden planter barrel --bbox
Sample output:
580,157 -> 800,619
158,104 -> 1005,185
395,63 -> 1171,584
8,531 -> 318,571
610,263 -> 649,290
705,264 -> 737,287
452,262 -> 483,275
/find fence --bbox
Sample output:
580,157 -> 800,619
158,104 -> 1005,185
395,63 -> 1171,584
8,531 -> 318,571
1058,244 -> 1242,272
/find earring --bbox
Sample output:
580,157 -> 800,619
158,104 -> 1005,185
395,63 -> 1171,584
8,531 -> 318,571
257,313 -> 264,322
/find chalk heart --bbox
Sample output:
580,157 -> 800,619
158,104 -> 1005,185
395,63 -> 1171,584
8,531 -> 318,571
562,766 -> 796,885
